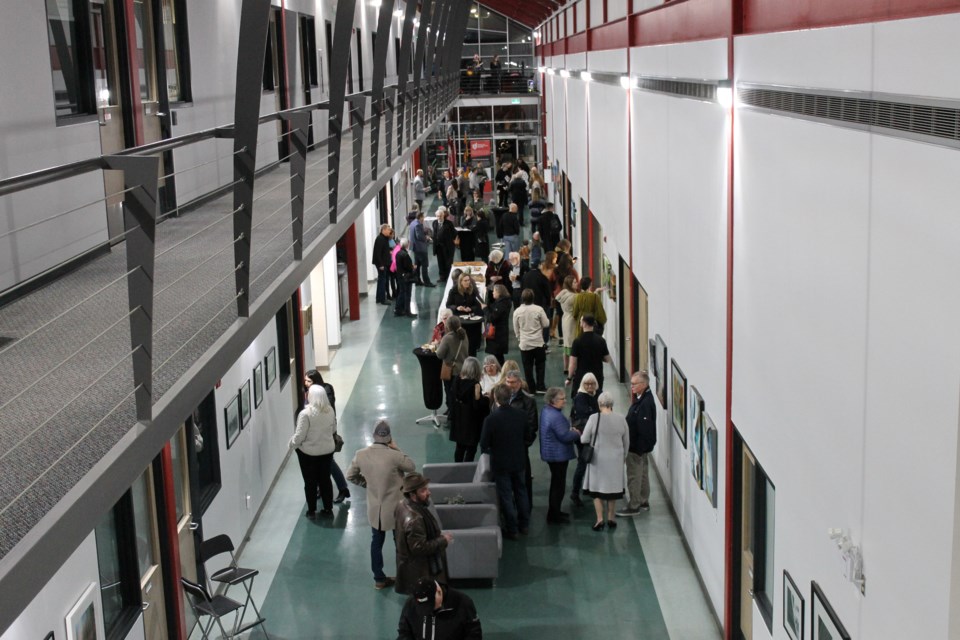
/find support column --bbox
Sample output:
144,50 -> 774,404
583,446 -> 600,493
345,223 -> 361,321
280,111 -> 311,261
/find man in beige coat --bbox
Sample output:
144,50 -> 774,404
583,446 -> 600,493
346,420 -> 417,589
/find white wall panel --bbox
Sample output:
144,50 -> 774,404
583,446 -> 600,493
733,110 -> 872,638
607,0 -> 628,22
566,80 -> 588,200
550,74 -> 568,172
858,136 -> 960,640
566,52 -> 587,72
632,39 -> 728,80
590,0 -> 604,29
588,48 -> 628,74
735,25 -> 872,91
575,0 -> 587,33
873,13 -> 960,100
587,82 -> 629,250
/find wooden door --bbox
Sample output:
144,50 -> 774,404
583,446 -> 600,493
170,427 -> 199,636
132,468 -> 168,640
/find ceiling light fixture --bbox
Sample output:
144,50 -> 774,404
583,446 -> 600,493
580,71 -> 592,82
559,69 -> 570,78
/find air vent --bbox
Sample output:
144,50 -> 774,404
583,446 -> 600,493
636,78 -> 717,102
738,85 -> 960,149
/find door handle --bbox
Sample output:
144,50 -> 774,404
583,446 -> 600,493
142,602 -> 151,611
748,589 -> 755,599
156,112 -> 167,117
189,521 -> 199,531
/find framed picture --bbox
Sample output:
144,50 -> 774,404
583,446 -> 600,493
264,347 -> 277,389
239,379 -> 252,428
648,339 -> 657,378
224,393 -> 240,449
811,581 -> 851,640
670,359 -> 687,447
253,363 -> 263,408
654,334 -> 668,409
689,385 -> 704,488
783,571 -> 804,640
703,412 -> 719,508
65,582 -> 101,640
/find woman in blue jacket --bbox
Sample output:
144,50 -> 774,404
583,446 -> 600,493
539,387 -> 582,524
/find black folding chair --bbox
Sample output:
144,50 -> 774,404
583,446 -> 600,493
199,534 -> 267,637
181,577 -> 269,639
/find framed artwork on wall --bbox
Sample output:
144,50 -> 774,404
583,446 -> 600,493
648,339 -> 657,379
224,393 -> 240,449
240,379 -> 252,428
689,385 -> 704,488
783,571 -> 804,640
670,359 -> 687,447
65,582 -> 101,640
654,334 -> 668,409
811,581 -> 851,640
254,363 -> 263,408
703,412 -> 719,508
265,347 -> 277,389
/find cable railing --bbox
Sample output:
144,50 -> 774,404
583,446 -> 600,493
0,70 -> 461,565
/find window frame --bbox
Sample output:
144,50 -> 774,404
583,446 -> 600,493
159,0 -> 192,104
94,492 -> 143,640
46,0 -> 99,124
752,468 -> 776,632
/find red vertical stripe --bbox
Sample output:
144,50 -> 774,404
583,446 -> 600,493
159,444 -> 185,640
345,223 -> 361,321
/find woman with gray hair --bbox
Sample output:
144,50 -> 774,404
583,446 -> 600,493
485,249 -> 512,304
480,356 -> 501,394
539,387 -> 581,523
449,357 -> 490,462
580,391 -> 630,531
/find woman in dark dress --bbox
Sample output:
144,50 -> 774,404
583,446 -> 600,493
449,357 -> 490,462
434,208 -> 457,282
474,209 -> 491,260
483,284 -> 511,365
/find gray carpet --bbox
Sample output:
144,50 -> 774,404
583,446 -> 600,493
0,120 -> 401,558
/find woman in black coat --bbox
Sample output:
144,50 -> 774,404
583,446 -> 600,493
474,209 -> 491,260
445,272 -> 483,317
434,208 -> 457,282
570,372 -> 600,507
449,357 -> 490,462
483,284 -> 511,365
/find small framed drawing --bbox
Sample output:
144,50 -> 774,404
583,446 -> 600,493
240,379 -> 252,428
224,393 -> 240,449
689,385 -> 704,488
65,582 -> 101,640
264,347 -> 277,389
654,334 -> 668,410
254,363 -> 263,408
703,412 -> 719,508
670,359 -> 687,447
783,571 -> 804,640
811,581 -> 851,640
648,339 -> 657,378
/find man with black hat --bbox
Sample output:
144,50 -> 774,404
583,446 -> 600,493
394,473 -> 453,594
346,420 -> 417,590
397,577 -> 482,640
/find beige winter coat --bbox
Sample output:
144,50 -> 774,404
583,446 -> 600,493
346,444 -> 416,531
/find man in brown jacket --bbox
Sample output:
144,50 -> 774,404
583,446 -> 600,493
394,473 -> 452,594
346,421 -> 416,590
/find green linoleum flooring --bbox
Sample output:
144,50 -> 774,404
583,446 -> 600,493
253,210 -> 670,639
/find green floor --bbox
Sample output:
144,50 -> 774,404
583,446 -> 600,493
252,203 -> 671,639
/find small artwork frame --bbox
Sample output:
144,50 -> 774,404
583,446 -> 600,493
703,412 -> 719,508
65,582 -> 101,640
239,379 -> 252,428
654,334 -> 668,409
811,581 -> 851,640
224,393 -> 240,449
689,385 -> 704,488
253,363 -> 263,408
670,359 -> 687,447
648,338 -> 657,378
783,571 -> 804,640
264,347 -> 277,390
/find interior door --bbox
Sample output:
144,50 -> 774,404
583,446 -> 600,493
132,468 -> 168,640
91,0 -> 127,243
636,281 -> 649,372
170,426 -> 199,635
132,0 -> 162,145
740,445 -> 757,640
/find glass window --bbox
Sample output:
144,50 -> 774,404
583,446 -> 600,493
477,29 -> 507,44
460,122 -> 493,137
170,429 -> 186,521
494,105 -> 538,121
508,43 -> 534,57
508,20 -> 533,43
480,43 -> 509,61
45,0 -> 96,118
753,473 -> 776,632
477,6 -> 507,32
495,122 -> 539,136
191,392 -> 221,514
95,497 -> 140,638
160,0 -> 189,101
458,106 -> 493,123
131,471 -> 156,578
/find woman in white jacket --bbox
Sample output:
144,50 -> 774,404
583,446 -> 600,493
291,385 -> 338,518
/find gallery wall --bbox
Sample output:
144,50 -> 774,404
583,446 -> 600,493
542,10 -> 960,637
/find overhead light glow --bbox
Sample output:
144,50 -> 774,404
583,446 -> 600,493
559,69 -> 570,78
619,75 -> 636,89
716,86 -> 733,108
394,9 -> 403,16
546,68 -> 555,76
580,71 -> 592,82
537,66 -> 546,73
370,0 -> 381,6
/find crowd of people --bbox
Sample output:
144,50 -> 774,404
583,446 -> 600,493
285,162 -> 663,639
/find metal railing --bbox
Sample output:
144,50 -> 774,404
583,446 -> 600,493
459,68 -> 537,95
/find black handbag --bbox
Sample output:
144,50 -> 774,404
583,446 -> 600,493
579,414 -> 600,464
333,432 -> 344,453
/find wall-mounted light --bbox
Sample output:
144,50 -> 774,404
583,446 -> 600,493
619,75 -> 636,89
559,69 -> 570,78
537,66 -> 546,74
370,0 -> 381,7
580,71 -> 592,82
546,68 -> 555,76
716,80 -> 734,108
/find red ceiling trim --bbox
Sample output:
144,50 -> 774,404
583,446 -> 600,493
741,0 -> 960,34
587,17 -> 629,51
